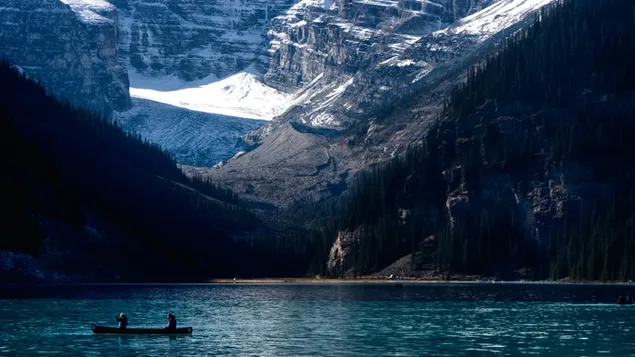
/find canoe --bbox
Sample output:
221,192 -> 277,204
91,324 -> 192,335
617,301 -> 634,305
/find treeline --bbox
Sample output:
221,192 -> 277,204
0,60 -> 262,280
275,0 -> 635,280
438,0 -> 635,280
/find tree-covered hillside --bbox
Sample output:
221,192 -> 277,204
277,0 -> 635,281
0,60 -> 266,281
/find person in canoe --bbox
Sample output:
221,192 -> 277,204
165,313 -> 177,330
116,313 -> 129,329
617,295 -> 633,305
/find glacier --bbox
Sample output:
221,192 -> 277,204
107,0 -> 298,165
0,0 -> 558,171
128,65 -> 291,121
117,98 -> 264,167
115,0 -> 556,170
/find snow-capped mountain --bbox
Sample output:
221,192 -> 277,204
111,0 -> 296,81
110,0 -> 302,166
0,0 -> 130,115
1,0 -> 554,173
256,0 -> 550,132
265,0 -> 496,94
118,0 -> 500,166
202,0 -> 558,207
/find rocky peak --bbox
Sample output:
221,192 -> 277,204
264,0 -> 495,93
204,0 -> 556,208
0,0 -> 130,115
113,0 -> 298,81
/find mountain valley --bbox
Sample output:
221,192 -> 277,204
2,0 -> 633,282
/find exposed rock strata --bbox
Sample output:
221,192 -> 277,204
111,0 -> 297,80
202,0 -> 554,208
0,0 -> 130,115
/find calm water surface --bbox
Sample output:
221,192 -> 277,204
1,283 -> 634,356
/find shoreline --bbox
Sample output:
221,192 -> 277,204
2,277 -> 633,285
207,277 -> 635,285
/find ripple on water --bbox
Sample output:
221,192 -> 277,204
0,283 -> 634,356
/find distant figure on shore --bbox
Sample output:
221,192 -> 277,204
116,313 -> 128,329
166,313 -> 177,329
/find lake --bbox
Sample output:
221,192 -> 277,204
0,283 -> 634,356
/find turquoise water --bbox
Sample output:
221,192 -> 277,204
1,283 -> 634,356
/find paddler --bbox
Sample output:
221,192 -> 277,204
618,296 -> 626,304
166,313 -> 177,329
116,313 -> 129,329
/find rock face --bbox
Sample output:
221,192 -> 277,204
258,0 -> 546,131
0,0 -> 131,115
324,89 -> 635,279
265,0 -> 495,96
202,0 -> 555,207
0,0 -> 554,175
107,0 -> 301,166
111,0 -> 298,81
327,230 -> 361,277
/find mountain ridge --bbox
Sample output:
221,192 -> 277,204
271,0 -> 635,280
0,60 -> 276,282
200,0 -> 556,208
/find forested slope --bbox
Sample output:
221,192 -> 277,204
0,61 -> 267,281
276,0 -> 635,281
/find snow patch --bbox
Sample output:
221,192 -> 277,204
326,77 -> 354,100
290,0 -> 337,14
11,64 -> 26,77
437,0 -> 555,37
129,65 -> 292,121
310,112 -> 337,127
411,63 -> 434,83
300,76 -> 354,127
58,0 -> 115,24
381,57 -> 416,67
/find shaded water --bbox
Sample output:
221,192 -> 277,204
0,283 -> 634,356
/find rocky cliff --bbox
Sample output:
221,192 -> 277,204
265,0 -> 495,96
0,0 -> 130,115
324,91 -> 635,279
111,0 -> 297,81
199,0 -> 554,207
259,0 -> 547,132
316,0 -> 635,280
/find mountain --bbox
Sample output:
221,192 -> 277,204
200,0 -> 555,207
271,0 -> 635,280
109,0 -> 324,166
118,0 -> 498,167
0,0 -> 130,116
110,0 -> 297,81
0,60 -> 275,282
0,0 -> 299,166
0,0 -> 552,171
